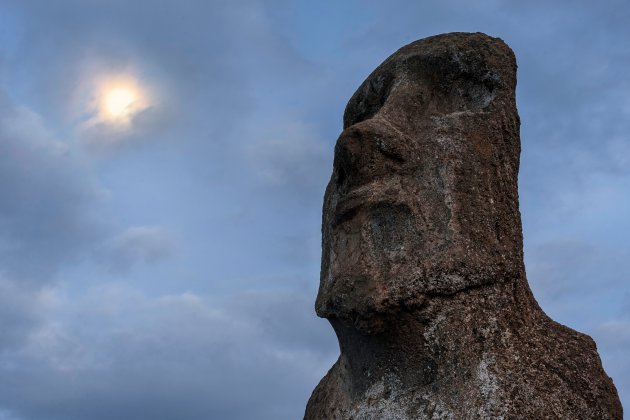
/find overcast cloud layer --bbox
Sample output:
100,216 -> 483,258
0,1 -> 629,418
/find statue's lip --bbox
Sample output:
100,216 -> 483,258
333,181 -> 400,226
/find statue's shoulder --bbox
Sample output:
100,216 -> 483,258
304,358 -> 350,420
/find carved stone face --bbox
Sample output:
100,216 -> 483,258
315,34 -> 524,329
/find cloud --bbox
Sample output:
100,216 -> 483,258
0,286 -> 337,420
65,67 -> 175,156
0,88 -> 175,282
0,277 -> 55,351
3,0 -> 311,129
100,226 -> 176,272
0,90 -> 107,283
0,86 -> 188,418
525,240 -> 630,328
592,319 -> 630,410
525,240 -> 602,301
244,122 -> 330,200
76,105 -> 165,156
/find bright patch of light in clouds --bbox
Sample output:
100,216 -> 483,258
94,75 -> 149,125
69,70 -> 158,152
104,88 -> 136,119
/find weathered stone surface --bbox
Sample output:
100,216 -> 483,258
305,32 -> 622,419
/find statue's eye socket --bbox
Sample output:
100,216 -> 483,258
333,139 -> 355,190
343,71 -> 395,128
336,166 -> 347,186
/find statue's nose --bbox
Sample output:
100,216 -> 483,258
333,118 -> 407,193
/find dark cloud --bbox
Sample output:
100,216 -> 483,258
0,89 -> 175,282
0,278 -> 51,351
0,288 -> 337,420
0,90 -> 107,282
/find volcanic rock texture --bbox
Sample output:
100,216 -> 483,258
305,32 -> 622,419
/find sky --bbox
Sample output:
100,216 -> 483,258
0,0 -> 628,418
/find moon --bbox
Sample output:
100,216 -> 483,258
104,87 -> 137,119
88,74 -> 150,127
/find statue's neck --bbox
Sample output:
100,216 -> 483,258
329,278 -> 537,396
331,315 -> 435,395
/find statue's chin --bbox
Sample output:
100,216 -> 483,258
315,284 -> 427,335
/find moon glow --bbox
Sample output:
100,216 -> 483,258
104,88 -> 136,118
95,76 -> 148,125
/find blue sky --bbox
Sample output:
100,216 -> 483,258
0,1 -> 628,418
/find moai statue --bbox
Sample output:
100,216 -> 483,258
305,32 -> 622,420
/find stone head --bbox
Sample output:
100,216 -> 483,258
316,33 -> 525,330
